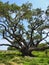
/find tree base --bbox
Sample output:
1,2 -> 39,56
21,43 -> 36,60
21,49 -> 36,57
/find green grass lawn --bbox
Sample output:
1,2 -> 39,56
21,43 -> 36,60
0,50 -> 49,65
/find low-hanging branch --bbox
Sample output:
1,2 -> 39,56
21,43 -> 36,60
0,44 -> 20,49
29,46 -> 49,51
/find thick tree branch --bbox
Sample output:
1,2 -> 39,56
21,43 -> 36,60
35,32 -> 49,47
3,36 -> 13,44
0,44 -> 20,49
28,28 -> 35,47
0,24 -> 6,29
29,46 -> 49,51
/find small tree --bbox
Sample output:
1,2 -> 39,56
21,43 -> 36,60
0,1 -> 49,56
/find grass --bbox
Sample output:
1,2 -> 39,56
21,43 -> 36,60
0,50 -> 49,65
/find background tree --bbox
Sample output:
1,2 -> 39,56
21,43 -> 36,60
0,1 -> 49,56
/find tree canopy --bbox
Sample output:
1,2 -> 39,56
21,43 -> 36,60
0,1 -> 49,56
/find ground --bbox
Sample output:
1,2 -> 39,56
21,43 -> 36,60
0,50 -> 49,65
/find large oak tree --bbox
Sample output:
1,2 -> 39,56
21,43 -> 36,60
0,1 -> 49,56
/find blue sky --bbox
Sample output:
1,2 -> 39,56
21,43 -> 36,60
0,0 -> 49,50
1,0 -> 49,10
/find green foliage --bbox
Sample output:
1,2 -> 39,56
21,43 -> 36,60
0,1 -> 49,43
7,47 -> 16,50
38,43 -> 47,48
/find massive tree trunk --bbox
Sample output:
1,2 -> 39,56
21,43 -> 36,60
20,48 -> 33,56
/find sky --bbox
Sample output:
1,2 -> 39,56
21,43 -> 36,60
1,0 -> 49,10
0,0 -> 49,50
